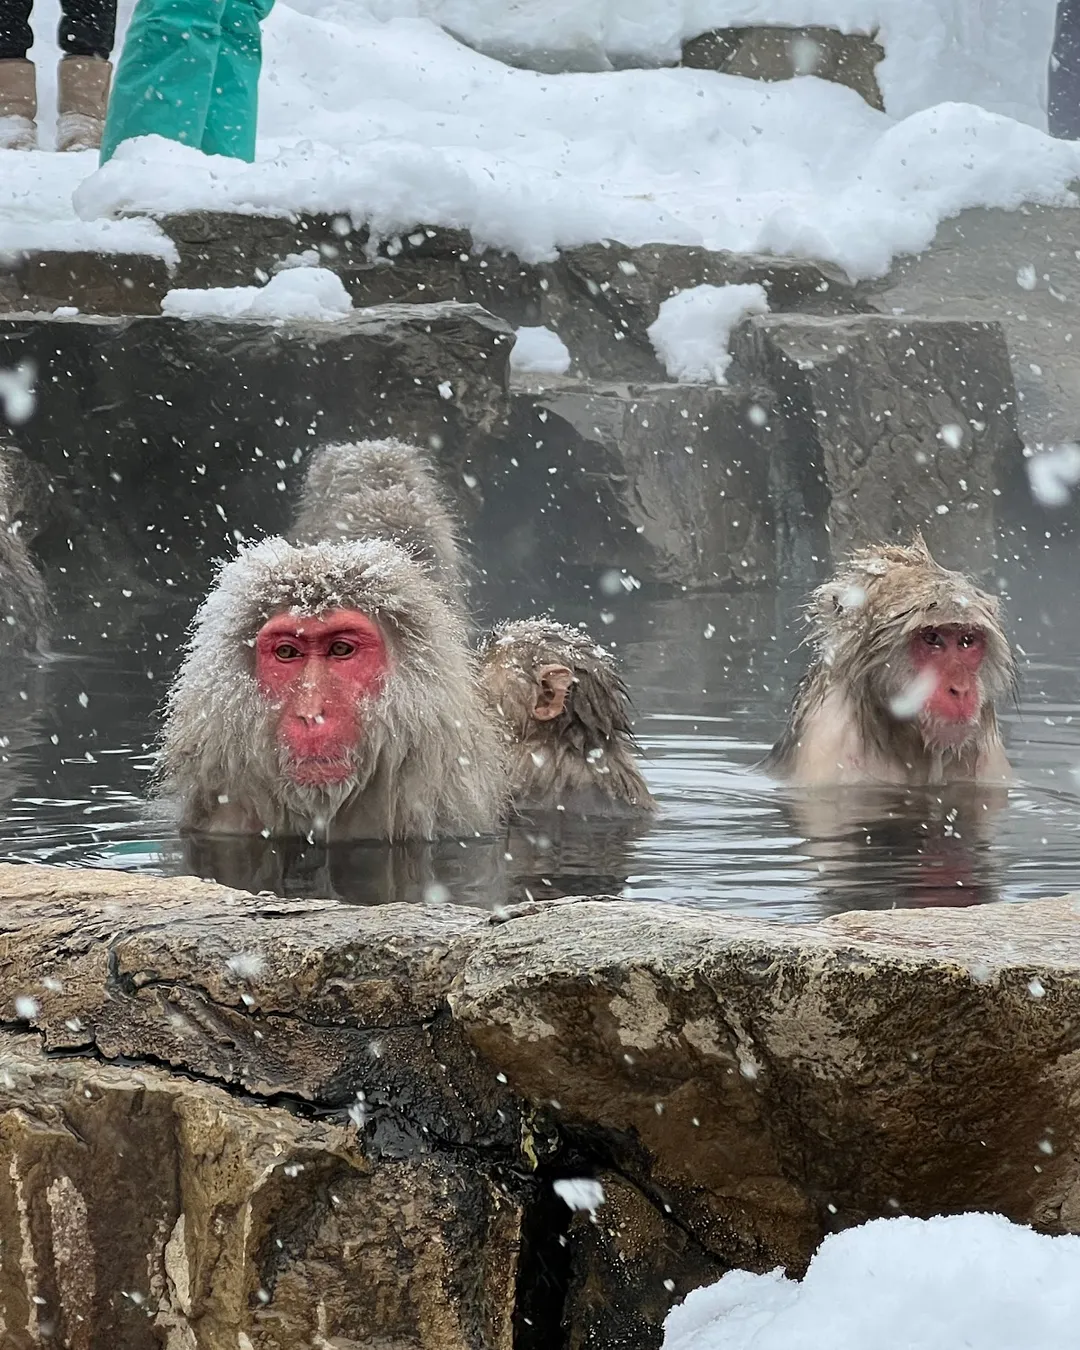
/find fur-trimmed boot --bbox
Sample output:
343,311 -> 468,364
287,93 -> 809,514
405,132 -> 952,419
57,55 -> 111,152
0,58 -> 36,151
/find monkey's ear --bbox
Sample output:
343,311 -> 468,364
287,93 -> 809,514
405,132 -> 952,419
532,664 -> 573,721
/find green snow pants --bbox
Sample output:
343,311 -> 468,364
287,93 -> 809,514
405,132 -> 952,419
99,0 -> 274,164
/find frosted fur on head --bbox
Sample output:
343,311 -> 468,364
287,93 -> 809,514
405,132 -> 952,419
291,438 -> 464,597
158,535 -> 506,840
809,533 -> 1016,704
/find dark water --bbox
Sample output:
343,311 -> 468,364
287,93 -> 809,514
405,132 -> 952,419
3,539 -> 1080,922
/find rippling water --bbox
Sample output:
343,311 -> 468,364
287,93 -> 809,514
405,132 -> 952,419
3,555 -> 1080,922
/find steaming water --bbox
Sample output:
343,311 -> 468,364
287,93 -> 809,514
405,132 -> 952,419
2,564 -> 1079,922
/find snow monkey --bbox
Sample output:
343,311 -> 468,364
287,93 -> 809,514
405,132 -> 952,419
292,439 -> 657,817
766,534 -> 1016,786
477,619 -> 656,817
157,536 -> 507,841
291,438 -> 465,600
0,447 -> 48,648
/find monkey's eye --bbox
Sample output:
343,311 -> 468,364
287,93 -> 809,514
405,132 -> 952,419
956,631 -> 979,649
274,642 -> 302,661
328,639 -> 356,658
921,629 -> 944,649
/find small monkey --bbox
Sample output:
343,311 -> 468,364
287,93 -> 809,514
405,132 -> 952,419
478,619 -> 656,816
766,535 -> 1015,786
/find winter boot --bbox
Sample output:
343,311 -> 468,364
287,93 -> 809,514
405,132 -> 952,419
57,55 -> 112,152
0,58 -> 37,151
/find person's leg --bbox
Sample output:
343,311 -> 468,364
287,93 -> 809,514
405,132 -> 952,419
0,0 -> 36,149
200,0 -> 272,160
98,0 -> 225,164
57,0 -> 117,150
1050,0 -> 1080,138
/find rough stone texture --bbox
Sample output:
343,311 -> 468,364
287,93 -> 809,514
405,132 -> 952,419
874,203 -> 1080,448
731,312 -> 1023,574
475,375 -> 776,591
0,303 -> 512,597
0,251 -> 170,317
3,865 -> 1080,1346
681,26 -> 885,110
543,241 -> 865,382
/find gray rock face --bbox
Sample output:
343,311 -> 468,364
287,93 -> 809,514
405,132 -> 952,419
0,303 -> 512,596
732,312 -> 1022,574
0,250 -> 169,316
2,864 -> 1080,1347
874,203 -> 1080,449
682,26 -> 885,110
475,376 -> 776,590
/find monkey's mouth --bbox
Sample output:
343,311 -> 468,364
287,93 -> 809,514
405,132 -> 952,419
285,756 -> 354,787
919,714 -> 980,751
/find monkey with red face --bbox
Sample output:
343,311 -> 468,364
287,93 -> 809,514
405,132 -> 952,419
157,536 -> 506,841
766,535 -> 1016,786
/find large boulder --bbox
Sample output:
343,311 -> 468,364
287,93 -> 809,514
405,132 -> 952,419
0,303 -> 512,597
2,865 -> 1080,1346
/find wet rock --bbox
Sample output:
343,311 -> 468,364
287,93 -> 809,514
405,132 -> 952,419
3,865 -> 1080,1345
873,203 -> 1080,448
475,375 -> 776,591
682,26 -> 885,110
0,1037 -> 520,1350
0,302 -> 512,598
0,250 -> 170,316
544,242 -> 864,382
731,312 -> 1022,573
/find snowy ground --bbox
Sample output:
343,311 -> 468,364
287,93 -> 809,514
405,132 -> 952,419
2,0 -> 1078,276
662,1213 -> 1080,1350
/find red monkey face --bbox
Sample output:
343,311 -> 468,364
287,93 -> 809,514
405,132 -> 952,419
907,624 -> 986,746
254,608 -> 390,787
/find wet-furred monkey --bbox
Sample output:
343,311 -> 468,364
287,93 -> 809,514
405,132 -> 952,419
478,619 -> 656,817
766,535 -> 1015,786
157,492 -> 506,840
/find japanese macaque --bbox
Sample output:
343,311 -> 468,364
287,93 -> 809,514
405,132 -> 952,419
0,448 -> 47,648
291,438 -> 464,599
477,619 -> 656,817
157,535 -> 507,840
766,535 -> 1015,786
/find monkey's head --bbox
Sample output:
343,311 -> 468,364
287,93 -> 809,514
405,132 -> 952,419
477,619 -> 633,744
811,535 -> 1016,753
159,536 -> 489,831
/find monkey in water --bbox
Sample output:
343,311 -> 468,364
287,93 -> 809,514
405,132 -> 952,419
156,534 -> 507,841
477,619 -> 656,817
293,440 -> 656,819
766,535 -> 1015,786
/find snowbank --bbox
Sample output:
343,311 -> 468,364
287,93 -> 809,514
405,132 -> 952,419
161,268 -> 353,321
4,0 -> 1077,278
300,0 -> 1059,127
662,1213 -> 1080,1350
648,283 -> 769,383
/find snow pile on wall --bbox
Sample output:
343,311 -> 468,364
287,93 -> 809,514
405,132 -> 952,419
69,2 -> 1080,282
510,326 -> 573,375
299,0 -> 1059,127
161,268 -> 353,321
662,1213 -> 1080,1350
648,283 -> 769,383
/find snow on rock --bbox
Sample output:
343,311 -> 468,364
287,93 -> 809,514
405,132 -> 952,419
161,267 -> 353,321
553,1178 -> 606,1213
510,326 -> 572,375
662,1213 -> 1080,1350
6,1 -> 1079,278
648,283 -> 769,383
338,0 -> 1058,127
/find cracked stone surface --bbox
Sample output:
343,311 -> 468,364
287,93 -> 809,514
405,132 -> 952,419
3,865 -> 1080,1346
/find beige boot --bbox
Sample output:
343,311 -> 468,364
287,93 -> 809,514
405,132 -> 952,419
56,55 -> 111,152
0,58 -> 37,151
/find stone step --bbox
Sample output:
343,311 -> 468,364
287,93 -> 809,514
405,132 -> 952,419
0,249 -> 169,317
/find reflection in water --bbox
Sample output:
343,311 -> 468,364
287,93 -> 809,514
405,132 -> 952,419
2,555 -> 1080,922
